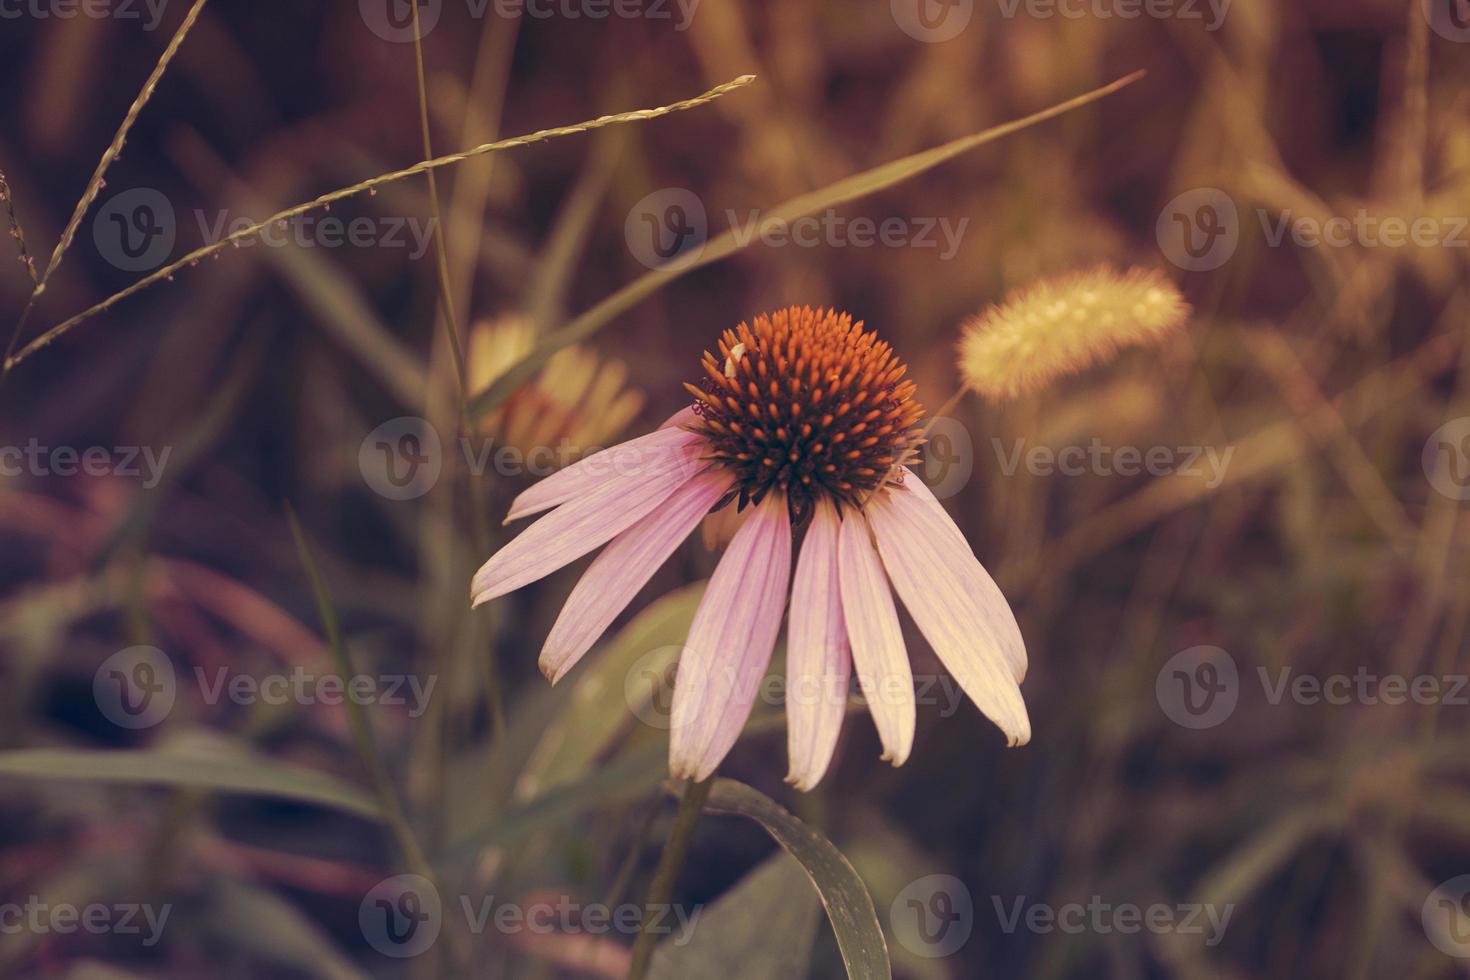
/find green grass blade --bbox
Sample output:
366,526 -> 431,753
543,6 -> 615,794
0,747 -> 383,819
702,778 -> 891,980
468,70 -> 1145,421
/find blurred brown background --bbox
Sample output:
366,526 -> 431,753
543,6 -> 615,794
2,0 -> 1469,977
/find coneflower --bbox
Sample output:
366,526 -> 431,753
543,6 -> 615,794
959,266 -> 1190,401
471,306 -> 1029,790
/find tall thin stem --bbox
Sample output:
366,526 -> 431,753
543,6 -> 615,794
625,778 -> 713,980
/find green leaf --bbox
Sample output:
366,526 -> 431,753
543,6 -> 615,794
0,747 -> 382,820
468,71 -> 1144,420
648,852 -> 821,980
443,742 -> 668,862
515,581 -> 706,800
199,877 -> 368,980
701,779 -> 890,980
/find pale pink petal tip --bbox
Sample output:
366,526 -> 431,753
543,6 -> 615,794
784,497 -> 851,792
837,510 -> 915,769
868,473 -> 1031,748
668,494 -> 792,782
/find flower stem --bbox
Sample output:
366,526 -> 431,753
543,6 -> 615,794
625,778 -> 713,980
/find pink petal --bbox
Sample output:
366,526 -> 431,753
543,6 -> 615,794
504,425 -> 704,523
866,476 -> 1030,746
837,508 -> 915,767
539,469 -> 735,684
785,497 -> 851,791
669,494 -> 792,782
471,460 -> 695,606
897,466 -> 1026,682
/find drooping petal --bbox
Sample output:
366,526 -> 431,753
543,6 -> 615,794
471,459 -> 695,606
866,478 -> 1030,746
837,509 -> 915,767
669,494 -> 792,782
504,425 -> 704,523
539,469 -> 735,684
893,467 -> 1027,682
784,497 -> 851,791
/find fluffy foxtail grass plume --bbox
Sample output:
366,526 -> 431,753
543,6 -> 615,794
959,265 -> 1190,401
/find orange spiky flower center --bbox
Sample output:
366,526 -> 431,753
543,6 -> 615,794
685,306 -> 925,522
